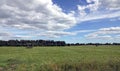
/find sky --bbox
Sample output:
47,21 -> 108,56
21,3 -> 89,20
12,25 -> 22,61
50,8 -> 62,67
0,0 -> 120,43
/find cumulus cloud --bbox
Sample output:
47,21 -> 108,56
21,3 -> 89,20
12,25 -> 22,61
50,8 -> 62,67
0,0 -> 120,40
0,0 -> 78,39
0,0 -> 76,31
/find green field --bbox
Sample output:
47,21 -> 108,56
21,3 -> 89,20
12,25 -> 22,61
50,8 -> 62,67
0,45 -> 120,71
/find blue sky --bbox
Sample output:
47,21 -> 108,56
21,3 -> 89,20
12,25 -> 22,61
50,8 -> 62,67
0,0 -> 120,43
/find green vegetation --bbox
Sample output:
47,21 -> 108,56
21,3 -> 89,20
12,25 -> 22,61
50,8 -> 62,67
0,45 -> 120,71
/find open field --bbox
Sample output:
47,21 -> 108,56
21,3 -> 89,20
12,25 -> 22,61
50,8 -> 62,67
0,45 -> 120,71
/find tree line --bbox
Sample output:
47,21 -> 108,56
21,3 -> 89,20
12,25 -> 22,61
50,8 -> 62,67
0,40 -> 66,47
67,43 -> 120,46
0,40 -> 120,47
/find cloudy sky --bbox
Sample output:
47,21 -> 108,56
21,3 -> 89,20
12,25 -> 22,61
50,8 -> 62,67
0,0 -> 120,43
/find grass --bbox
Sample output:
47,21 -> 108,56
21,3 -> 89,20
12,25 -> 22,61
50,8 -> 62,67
0,45 -> 120,71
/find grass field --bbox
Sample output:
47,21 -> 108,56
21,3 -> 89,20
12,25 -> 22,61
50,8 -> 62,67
0,45 -> 120,71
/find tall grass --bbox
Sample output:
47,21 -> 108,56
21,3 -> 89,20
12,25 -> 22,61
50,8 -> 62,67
0,45 -> 119,71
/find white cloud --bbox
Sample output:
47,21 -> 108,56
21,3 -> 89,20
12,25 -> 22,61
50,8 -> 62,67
0,32 -> 12,36
102,0 -> 120,10
35,31 -> 76,38
32,30 -> 94,38
100,27 -> 120,31
0,0 -> 120,40
0,30 -> 34,40
0,0 -> 76,31
78,11 -> 120,22
77,0 -> 99,17
0,0 -> 78,39
85,27 -> 120,39
77,0 -> 120,22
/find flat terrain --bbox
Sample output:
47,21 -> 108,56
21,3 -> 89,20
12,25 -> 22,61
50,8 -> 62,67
0,45 -> 120,71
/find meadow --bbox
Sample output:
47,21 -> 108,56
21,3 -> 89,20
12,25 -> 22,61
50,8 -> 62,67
0,45 -> 120,71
